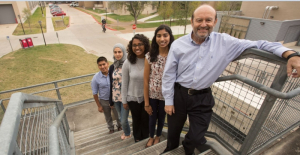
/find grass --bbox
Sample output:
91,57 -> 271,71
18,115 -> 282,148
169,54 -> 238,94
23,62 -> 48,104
0,44 -> 114,123
112,26 -> 126,30
76,7 -> 112,24
146,15 -> 167,21
87,8 -> 107,14
13,7 -> 46,35
174,34 -> 185,39
137,20 -> 190,28
52,16 -> 70,31
107,13 -> 154,22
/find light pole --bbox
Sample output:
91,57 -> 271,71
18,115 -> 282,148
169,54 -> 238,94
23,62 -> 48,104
39,1 -> 44,17
38,21 -> 46,46
18,15 -> 25,35
106,7 -> 107,20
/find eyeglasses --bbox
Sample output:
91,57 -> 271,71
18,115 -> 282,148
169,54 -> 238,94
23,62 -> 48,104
132,43 -> 144,48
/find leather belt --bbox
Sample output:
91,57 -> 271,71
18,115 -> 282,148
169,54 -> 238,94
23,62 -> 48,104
175,83 -> 210,95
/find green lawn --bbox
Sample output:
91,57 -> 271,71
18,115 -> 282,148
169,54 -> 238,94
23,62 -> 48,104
146,15 -> 168,21
107,13 -> 155,22
0,44 -> 110,123
52,16 -> 70,31
137,20 -> 190,28
86,8 -> 107,14
76,7 -> 112,24
13,7 -> 46,35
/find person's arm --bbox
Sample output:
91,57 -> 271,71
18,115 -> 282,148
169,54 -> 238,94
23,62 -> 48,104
108,65 -> 114,107
223,33 -> 300,78
162,45 -> 178,115
144,57 -> 152,115
91,75 -> 103,112
121,60 -> 129,110
93,94 -> 103,112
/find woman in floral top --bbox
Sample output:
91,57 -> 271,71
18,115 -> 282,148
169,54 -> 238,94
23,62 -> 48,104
144,25 -> 174,147
109,43 -> 131,139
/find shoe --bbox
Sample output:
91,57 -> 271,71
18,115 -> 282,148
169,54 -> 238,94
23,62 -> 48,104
153,136 -> 160,145
108,130 -> 114,134
118,126 -> 122,131
121,133 -> 125,140
145,138 -> 154,148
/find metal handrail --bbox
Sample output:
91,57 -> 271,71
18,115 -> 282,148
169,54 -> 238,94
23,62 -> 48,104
49,108 -> 68,155
0,73 -> 95,94
216,74 -> 300,99
0,93 -> 60,155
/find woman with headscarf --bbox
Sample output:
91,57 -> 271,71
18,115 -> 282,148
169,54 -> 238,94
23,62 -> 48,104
109,43 -> 131,139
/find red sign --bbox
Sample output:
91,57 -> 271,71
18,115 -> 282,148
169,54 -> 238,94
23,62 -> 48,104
132,24 -> 136,30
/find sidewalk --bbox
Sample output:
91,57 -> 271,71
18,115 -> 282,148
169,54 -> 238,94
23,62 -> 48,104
46,6 -> 55,33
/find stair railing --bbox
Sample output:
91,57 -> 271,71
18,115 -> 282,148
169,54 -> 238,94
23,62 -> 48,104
0,92 -> 70,155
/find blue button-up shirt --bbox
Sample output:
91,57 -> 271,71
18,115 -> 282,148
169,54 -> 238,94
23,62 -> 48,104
162,32 -> 291,106
91,71 -> 110,100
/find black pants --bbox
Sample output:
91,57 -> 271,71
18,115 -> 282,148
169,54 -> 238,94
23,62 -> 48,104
149,98 -> 166,138
163,84 -> 215,155
128,101 -> 149,142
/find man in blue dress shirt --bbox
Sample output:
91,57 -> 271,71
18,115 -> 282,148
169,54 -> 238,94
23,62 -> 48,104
91,56 -> 121,134
162,4 -> 300,155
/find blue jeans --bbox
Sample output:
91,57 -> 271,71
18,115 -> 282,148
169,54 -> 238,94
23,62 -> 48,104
114,102 -> 131,136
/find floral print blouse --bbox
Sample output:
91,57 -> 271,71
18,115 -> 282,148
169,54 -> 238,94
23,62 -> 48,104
145,52 -> 167,101
112,67 -> 122,102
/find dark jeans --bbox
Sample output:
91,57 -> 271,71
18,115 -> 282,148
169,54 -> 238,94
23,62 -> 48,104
128,101 -> 149,142
163,84 -> 215,155
149,98 -> 166,138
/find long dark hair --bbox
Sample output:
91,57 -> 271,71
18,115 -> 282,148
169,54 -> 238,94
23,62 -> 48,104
150,25 -> 174,62
127,34 -> 150,64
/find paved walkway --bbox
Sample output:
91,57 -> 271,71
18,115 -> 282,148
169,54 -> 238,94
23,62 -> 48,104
137,14 -> 159,22
46,7 -> 55,33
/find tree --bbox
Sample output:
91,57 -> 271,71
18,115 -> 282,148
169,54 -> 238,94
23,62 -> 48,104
172,1 -> 201,34
216,2 -> 243,38
22,8 -> 32,32
157,1 -> 173,24
109,1 -> 150,24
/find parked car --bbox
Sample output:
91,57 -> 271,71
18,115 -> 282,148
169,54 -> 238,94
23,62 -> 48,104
50,5 -> 60,9
51,8 -> 62,13
69,2 -> 79,7
52,11 -> 66,16
48,3 -> 54,8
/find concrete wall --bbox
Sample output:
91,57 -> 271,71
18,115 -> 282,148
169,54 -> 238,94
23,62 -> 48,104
0,1 -> 32,23
276,20 -> 300,43
246,18 -> 282,42
241,1 -> 300,21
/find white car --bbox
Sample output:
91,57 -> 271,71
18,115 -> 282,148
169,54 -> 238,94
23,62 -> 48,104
70,2 -> 79,7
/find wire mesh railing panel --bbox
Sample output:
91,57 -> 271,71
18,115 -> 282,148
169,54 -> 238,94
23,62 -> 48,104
16,104 -> 56,155
248,77 -> 300,154
208,58 -> 280,151
224,58 -> 279,94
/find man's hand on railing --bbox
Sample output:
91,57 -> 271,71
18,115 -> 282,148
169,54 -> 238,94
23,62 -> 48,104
287,56 -> 300,78
282,50 -> 300,78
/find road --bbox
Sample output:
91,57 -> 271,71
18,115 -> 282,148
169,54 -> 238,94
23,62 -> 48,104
0,4 -> 129,62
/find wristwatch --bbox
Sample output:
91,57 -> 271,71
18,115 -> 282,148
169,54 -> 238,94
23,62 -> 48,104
287,51 -> 300,60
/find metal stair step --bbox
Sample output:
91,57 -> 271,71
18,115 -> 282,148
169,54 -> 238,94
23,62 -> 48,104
81,134 -> 135,155
161,145 -> 200,155
74,122 -> 112,136
132,139 -> 167,155
75,127 -> 132,149
74,126 -> 117,142
106,136 -> 166,155
75,129 -> 122,149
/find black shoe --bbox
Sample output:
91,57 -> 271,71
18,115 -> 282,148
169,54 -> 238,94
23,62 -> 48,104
108,130 -> 114,134
118,126 -> 122,131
